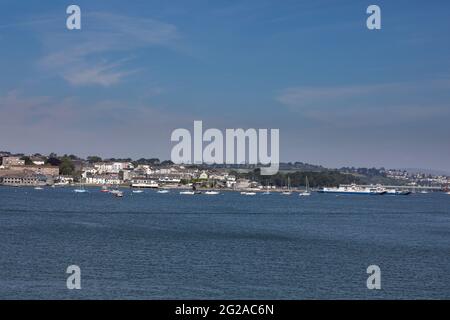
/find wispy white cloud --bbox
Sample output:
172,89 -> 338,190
37,12 -> 180,87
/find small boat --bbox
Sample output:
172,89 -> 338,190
299,176 -> 311,197
110,189 -> 122,195
180,191 -> 195,195
446,191 -> 450,195
282,177 -> 292,195
386,189 -> 411,195
242,191 -> 257,196
34,186 -> 44,190
262,191 -> 271,195
204,191 -> 220,195
132,190 -> 144,194
157,189 -> 170,194
101,186 -> 110,193
114,191 -> 124,198
420,190 -> 429,194
74,182 -> 87,193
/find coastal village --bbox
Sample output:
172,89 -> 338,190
0,151 -> 449,192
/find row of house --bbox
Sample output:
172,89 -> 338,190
77,162 -> 238,188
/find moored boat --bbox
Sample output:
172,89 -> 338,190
299,176 -> 311,197
204,191 -> 220,195
319,184 -> 386,195
180,191 -> 195,195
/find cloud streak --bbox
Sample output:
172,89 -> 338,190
276,80 -> 450,127
38,12 -> 180,86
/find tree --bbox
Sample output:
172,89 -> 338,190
20,156 -> 33,165
59,157 -> 75,176
46,157 -> 61,166
87,156 -> 102,163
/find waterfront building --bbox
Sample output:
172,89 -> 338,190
1,156 -> 25,167
0,173 -> 47,186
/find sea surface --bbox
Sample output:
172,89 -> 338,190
0,186 -> 449,299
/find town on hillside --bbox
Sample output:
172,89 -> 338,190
0,151 -> 449,191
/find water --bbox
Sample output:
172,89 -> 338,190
0,186 -> 449,299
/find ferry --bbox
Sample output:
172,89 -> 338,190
318,184 -> 386,195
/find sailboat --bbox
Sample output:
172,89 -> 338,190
74,181 -> 87,193
282,177 -> 292,195
262,181 -> 271,195
299,176 -> 311,196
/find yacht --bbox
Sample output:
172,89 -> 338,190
204,191 -> 220,195
282,177 -> 292,195
74,183 -> 87,193
180,190 -> 195,195
299,176 -> 311,197
385,189 -> 411,195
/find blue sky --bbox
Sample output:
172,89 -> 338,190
1,0 -> 450,171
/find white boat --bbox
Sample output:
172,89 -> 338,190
204,191 -> 220,195
242,192 -> 256,196
74,182 -> 87,193
386,189 -> 411,195
262,191 -> 271,195
282,177 -> 292,195
110,189 -> 122,195
114,191 -> 124,198
157,189 -> 170,194
132,190 -> 144,194
299,176 -> 311,196
34,186 -> 44,190
446,191 -> 450,195
420,190 -> 429,194
180,191 -> 195,195
318,184 -> 386,195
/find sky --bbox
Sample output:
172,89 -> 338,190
0,0 -> 450,171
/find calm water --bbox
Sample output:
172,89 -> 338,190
0,186 -> 449,299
